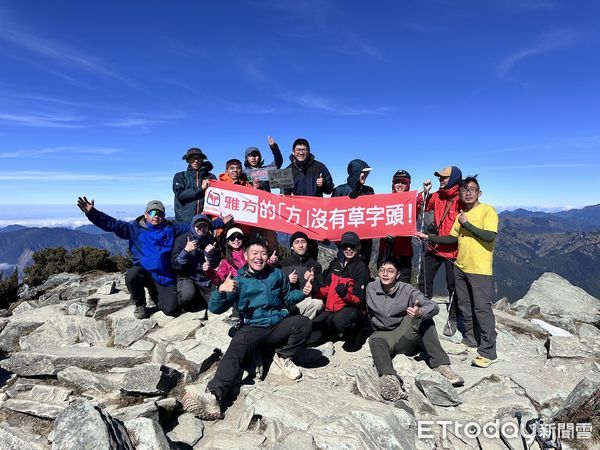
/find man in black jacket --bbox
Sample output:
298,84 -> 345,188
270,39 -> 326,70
332,159 -> 375,262
173,147 -> 217,223
279,231 -> 324,319
171,214 -> 221,313
283,138 -> 334,197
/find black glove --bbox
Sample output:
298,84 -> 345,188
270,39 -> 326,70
335,283 -> 349,299
349,190 -> 360,199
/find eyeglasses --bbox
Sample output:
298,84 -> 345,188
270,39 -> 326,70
378,268 -> 398,275
228,234 -> 244,241
460,187 -> 479,194
147,209 -> 164,218
294,149 -> 309,154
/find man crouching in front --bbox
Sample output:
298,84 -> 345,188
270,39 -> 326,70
181,237 -> 312,420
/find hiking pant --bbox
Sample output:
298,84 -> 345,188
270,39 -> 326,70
397,255 -> 412,284
207,315 -> 312,400
293,297 -> 324,320
307,307 -> 361,346
125,265 -> 178,316
369,316 -> 450,378
176,277 -> 212,311
418,253 -> 460,321
453,267 -> 497,360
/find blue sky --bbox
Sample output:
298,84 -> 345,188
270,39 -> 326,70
1,0 -> 599,225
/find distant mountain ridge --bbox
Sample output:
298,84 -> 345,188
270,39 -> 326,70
1,204 -> 599,301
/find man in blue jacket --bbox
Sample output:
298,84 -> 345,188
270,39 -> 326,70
181,237 -> 312,420
77,197 -> 189,319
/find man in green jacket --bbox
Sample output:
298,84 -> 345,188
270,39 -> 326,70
181,237 -> 312,420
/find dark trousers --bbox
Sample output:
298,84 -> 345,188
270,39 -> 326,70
397,255 -> 412,284
207,315 -> 312,400
176,277 -> 212,311
307,307 -> 360,346
369,316 -> 450,377
125,265 -> 178,316
453,267 -> 497,359
418,253 -> 460,321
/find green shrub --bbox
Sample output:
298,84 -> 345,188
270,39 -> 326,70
0,268 -> 19,307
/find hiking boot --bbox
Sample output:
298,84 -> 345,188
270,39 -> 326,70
181,391 -> 221,420
379,374 -> 408,402
443,320 -> 457,337
471,354 -> 498,368
433,364 -> 464,386
133,305 -> 151,320
272,353 -> 302,380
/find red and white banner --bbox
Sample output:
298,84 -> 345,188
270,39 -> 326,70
203,180 -> 416,241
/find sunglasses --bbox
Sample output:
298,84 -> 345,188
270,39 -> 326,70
227,233 -> 244,241
147,209 -> 164,218
342,243 -> 357,250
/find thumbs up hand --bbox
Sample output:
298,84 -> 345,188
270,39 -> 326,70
304,266 -> 315,282
219,273 -> 238,293
303,278 -> 313,296
289,269 -> 299,284
407,298 -> 422,318
316,172 -> 324,187
185,237 -> 197,253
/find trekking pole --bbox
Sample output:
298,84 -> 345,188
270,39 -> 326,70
414,189 -> 428,288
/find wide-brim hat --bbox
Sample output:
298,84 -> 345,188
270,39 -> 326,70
182,147 -> 206,161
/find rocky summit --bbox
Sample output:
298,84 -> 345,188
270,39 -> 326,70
0,270 -> 598,449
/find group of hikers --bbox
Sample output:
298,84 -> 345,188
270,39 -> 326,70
76,135 -> 499,420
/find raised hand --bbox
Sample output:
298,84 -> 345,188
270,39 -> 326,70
185,237 -> 198,253
268,251 -> 278,265
76,196 -> 94,214
267,135 -> 275,146
219,273 -> 238,293
422,179 -> 432,193
202,261 -> 210,272
288,269 -> 299,284
252,178 -> 261,189
221,213 -> 234,224
204,243 -> 215,254
458,210 -> 469,225
316,172 -> 324,188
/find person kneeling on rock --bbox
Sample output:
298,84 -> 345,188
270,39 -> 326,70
181,237 -> 312,420
366,257 -> 464,402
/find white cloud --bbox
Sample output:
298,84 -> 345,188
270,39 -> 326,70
0,24 -> 135,86
0,171 -> 172,181
280,92 -> 391,115
0,112 -> 85,128
496,29 -> 582,78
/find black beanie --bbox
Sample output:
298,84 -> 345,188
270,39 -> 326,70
289,231 -> 309,247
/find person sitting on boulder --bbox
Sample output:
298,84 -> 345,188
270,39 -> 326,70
76,197 -> 189,319
279,231 -> 325,320
307,231 -> 370,352
367,257 -> 464,402
181,237 -> 312,420
171,214 -> 221,314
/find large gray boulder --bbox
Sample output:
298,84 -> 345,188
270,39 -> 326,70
19,315 -> 109,350
414,372 -> 462,407
121,363 -> 181,396
241,380 -> 417,449
56,366 -> 118,393
0,423 -> 46,450
123,418 -> 171,450
145,311 -> 205,343
2,384 -> 72,419
512,273 -> 600,330
112,317 -> 157,347
0,346 -> 148,376
166,413 -> 204,447
52,399 -> 134,450
553,373 -> 600,424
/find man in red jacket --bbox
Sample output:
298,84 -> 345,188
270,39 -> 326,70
418,166 -> 463,336
307,231 -> 371,352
